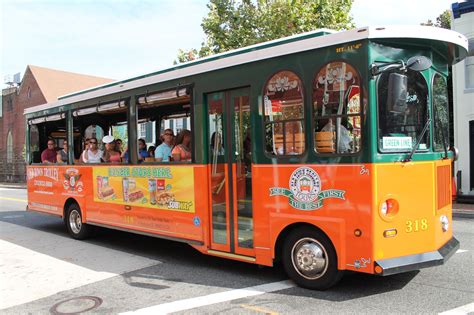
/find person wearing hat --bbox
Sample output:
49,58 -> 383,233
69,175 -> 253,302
102,135 -> 122,163
81,137 -> 103,163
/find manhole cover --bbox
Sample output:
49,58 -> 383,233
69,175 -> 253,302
50,296 -> 102,314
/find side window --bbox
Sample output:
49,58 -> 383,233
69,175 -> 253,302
29,125 -> 39,163
263,70 -> 305,156
28,113 -> 67,163
313,61 -> 361,154
73,101 -> 127,164
137,87 -> 192,163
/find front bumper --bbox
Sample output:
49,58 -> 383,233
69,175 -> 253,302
374,237 -> 460,276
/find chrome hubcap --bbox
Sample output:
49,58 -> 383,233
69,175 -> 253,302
291,237 -> 328,280
69,210 -> 82,234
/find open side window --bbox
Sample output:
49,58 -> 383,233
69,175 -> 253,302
263,70 -> 305,156
313,61 -> 362,154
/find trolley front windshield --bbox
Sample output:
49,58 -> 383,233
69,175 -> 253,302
377,69 -> 429,153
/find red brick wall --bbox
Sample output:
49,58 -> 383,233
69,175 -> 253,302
0,67 -> 47,183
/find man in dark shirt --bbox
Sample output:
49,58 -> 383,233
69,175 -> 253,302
122,138 -> 150,163
138,138 -> 150,161
41,140 -> 57,163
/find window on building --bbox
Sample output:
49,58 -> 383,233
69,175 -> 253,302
313,61 -> 362,154
27,87 -> 32,99
466,56 -> 474,90
7,97 -> 13,111
160,117 -> 190,138
138,123 -> 147,140
465,38 -> 474,90
263,70 -> 305,156
84,125 -> 105,141
7,131 -> 13,163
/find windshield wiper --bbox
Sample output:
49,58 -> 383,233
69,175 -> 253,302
404,118 -> 431,162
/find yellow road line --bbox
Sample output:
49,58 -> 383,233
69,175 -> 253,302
0,197 -> 27,203
240,304 -> 279,315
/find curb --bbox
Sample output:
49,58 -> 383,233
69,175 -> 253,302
0,184 -> 27,189
453,209 -> 474,219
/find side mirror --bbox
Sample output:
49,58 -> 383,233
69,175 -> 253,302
407,56 -> 432,71
387,73 -> 408,114
450,146 -> 459,162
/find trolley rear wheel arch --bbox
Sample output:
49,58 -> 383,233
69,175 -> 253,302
63,199 -> 94,240
274,222 -> 343,290
63,198 -> 79,220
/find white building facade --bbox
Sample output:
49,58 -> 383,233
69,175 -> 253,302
452,1 -> 474,198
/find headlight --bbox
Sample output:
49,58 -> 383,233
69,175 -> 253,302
440,215 -> 449,232
380,198 -> 399,219
380,202 -> 388,215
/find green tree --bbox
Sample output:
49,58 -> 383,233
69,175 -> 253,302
436,10 -> 451,29
421,10 -> 451,29
175,0 -> 354,64
112,126 -> 128,148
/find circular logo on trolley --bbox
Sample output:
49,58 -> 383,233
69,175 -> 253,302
289,167 -> 321,203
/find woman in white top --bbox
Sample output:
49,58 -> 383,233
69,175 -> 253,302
81,137 -> 103,163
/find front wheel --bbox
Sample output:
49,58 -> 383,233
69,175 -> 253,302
282,227 -> 342,290
65,203 -> 93,240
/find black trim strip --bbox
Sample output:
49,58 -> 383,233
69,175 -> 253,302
375,237 -> 459,276
27,206 -> 63,218
87,221 -> 204,246
225,91 -> 235,253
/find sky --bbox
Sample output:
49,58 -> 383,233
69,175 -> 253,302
0,0 -> 458,88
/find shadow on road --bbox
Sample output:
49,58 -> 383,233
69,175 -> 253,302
0,210 -> 418,301
278,270 -> 419,301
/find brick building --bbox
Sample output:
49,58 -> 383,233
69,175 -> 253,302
0,65 -> 113,183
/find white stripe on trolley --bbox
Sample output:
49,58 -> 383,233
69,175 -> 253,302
120,280 -> 295,315
439,302 -> 474,315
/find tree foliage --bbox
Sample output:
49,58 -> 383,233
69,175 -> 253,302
421,10 -> 451,29
175,0 -> 354,64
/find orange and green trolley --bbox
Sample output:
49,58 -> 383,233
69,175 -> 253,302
24,26 -> 468,289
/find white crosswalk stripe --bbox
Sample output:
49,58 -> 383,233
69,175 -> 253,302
121,280 -> 295,314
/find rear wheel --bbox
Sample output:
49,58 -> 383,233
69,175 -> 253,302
65,203 -> 93,239
282,227 -> 342,290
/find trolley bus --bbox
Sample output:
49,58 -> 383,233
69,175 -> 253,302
24,26 -> 468,289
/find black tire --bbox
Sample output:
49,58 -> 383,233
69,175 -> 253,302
65,203 -> 93,240
282,227 -> 342,290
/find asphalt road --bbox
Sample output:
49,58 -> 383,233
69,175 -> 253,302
0,187 -> 473,314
